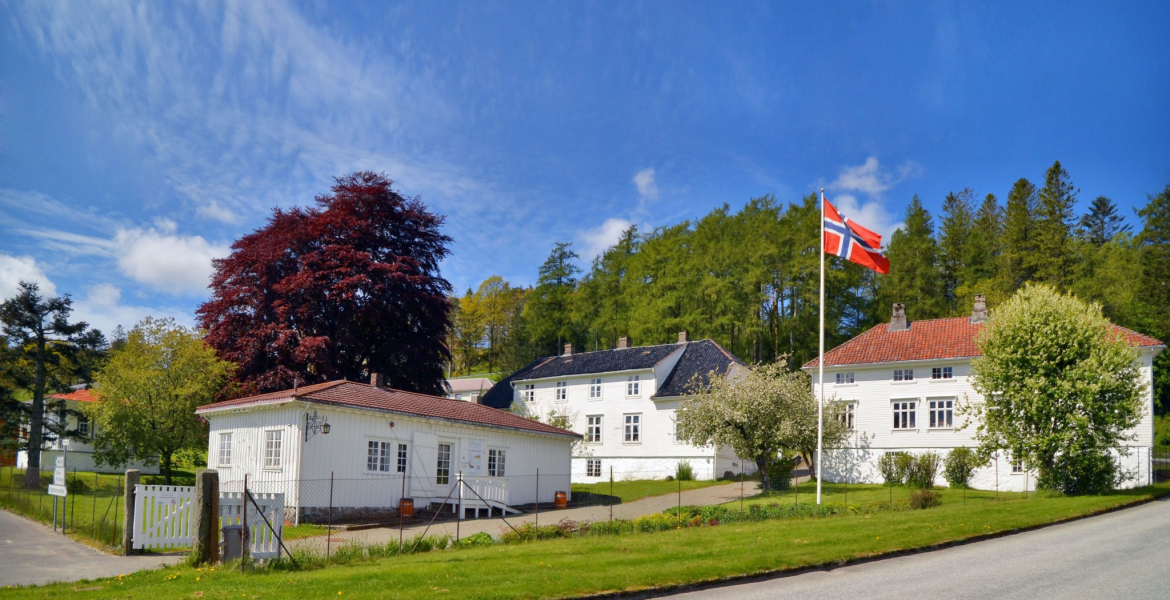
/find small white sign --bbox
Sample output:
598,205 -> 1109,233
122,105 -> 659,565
47,484 -> 67,497
157,492 -> 178,506
55,456 -> 65,468
53,467 -> 66,487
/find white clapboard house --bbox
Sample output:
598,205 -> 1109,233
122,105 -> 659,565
805,296 -> 1165,491
195,374 -> 579,522
480,333 -> 754,482
15,388 -> 159,474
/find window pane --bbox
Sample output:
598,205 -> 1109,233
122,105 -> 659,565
367,441 -> 379,471
398,444 -> 408,473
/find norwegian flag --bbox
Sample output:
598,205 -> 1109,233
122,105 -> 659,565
823,195 -> 890,274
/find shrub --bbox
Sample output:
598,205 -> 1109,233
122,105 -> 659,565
456,532 -> 494,548
906,452 -> 942,489
879,451 -> 907,485
764,459 -> 793,491
945,447 -> 979,488
675,461 -> 695,481
909,489 -> 942,509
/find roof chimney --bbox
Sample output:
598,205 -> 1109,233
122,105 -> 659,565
617,337 -> 629,349
970,294 -> 988,324
888,303 -> 909,332
563,343 -> 573,356
677,331 -> 688,343
370,372 -> 384,388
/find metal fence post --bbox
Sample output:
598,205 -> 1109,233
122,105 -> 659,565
609,466 -> 614,523
534,468 -> 539,532
739,462 -> 744,515
456,471 -> 462,542
327,471 -> 334,565
677,476 -> 681,527
91,472 -> 98,537
399,473 -> 406,551
70,468 -> 77,533
241,473 -> 248,573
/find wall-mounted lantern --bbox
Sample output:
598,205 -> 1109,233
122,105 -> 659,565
305,409 -> 331,442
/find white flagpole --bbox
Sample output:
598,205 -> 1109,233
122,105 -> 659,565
817,188 -> 825,505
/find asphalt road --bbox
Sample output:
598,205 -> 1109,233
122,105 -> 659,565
668,495 -> 1169,600
0,508 -> 181,587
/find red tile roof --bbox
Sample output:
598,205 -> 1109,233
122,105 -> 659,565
49,389 -> 97,403
196,381 -> 580,439
803,317 -> 1165,369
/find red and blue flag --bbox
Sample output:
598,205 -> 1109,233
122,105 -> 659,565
823,196 -> 890,274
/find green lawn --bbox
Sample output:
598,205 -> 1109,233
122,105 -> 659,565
282,523 -> 330,540
571,478 -> 723,504
9,483 -> 1166,599
730,481 -> 1028,511
1156,414 -> 1169,451
0,467 -> 125,549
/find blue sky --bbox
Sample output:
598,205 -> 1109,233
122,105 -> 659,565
1,1 -> 1167,336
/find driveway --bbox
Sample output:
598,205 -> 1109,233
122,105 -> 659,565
0,509 -> 182,587
668,495 -> 1170,600
290,478 -> 768,550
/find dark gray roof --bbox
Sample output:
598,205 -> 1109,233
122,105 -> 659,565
478,339 -> 744,409
653,339 -> 745,398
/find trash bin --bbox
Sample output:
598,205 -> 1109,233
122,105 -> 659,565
399,498 -> 414,518
222,524 -> 246,562
554,491 -> 567,509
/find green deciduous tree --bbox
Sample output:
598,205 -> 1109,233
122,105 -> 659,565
968,285 -> 1145,494
674,359 -> 847,489
88,317 -> 235,484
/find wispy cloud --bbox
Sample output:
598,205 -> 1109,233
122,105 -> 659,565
577,217 -> 634,261
633,168 -> 659,204
823,157 -> 922,243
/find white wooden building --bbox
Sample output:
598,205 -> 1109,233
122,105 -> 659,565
481,333 -> 756,482
195,375 -> 579,522
805,296 -> 1165,492
15,388 -> 159,474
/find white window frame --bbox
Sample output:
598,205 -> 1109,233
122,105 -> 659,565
397,443 -> 408,473
77,414 -> 90,437
928,398 -> 954,429
436,443 -> 452,485
488,448 -> 506,477
836,372 -> 856,385
586,458 -> 602,477
626,375 -> 641,397
623,413 -> 641,443
1011,459 -> 1024,474
263,429 -> 283,470
367,440 -> 397,473
892,400 -> 917,430
522,384 -> 535,402
836,402 -> 857,431
931,366 -> 954,380
894,368 -> 914,382
589,378 -> 603,399
555,381 -> 567,401
217,432 -> 232,467
586,415 -> 603,443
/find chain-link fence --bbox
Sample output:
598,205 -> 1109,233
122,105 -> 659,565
1155,450 -> 1170,484
0,466 -> 125,548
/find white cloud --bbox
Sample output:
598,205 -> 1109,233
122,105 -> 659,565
113,226 -> 230,294
578,218 -> 634,260
823,157 -> 923,244
196,200 -> 239,224
72,284 -> 195,336
633,168 -> 659,203
0,254 -> 58,299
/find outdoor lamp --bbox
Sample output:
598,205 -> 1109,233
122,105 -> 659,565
322,422 -> 331,435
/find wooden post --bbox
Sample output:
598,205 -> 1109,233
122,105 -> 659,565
191,469 -> 219,565
122,469 -> 139,555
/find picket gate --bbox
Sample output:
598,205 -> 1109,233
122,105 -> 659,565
132,484 -> 196,550
131,485 -> 284,558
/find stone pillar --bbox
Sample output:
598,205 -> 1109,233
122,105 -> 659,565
122,469 -> 140,555
191,469 -> 220,564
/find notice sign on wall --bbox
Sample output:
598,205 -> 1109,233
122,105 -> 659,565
465,439 -> 484,475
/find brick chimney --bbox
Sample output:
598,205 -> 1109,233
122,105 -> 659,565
888,303 -> 909,332
970,294 -> 988,324
370,372 -> 384,387
563,343 -> 573,356
617,337 -> 629,349
678,331 -> 688,343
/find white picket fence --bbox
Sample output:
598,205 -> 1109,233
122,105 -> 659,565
131,484 -> 284,558
132,485 -> 195,550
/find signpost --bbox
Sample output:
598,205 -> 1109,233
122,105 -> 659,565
49,444 -> 69,533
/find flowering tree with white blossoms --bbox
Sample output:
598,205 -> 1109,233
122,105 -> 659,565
970,284 -> 1145,495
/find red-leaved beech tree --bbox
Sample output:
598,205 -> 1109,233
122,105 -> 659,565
196,172 -> 453,396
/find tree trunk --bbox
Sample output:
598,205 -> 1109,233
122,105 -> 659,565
756,455 -> 771,492
162,451 -> 174,485
803,451 -> 817,481
23,332 -> 46,489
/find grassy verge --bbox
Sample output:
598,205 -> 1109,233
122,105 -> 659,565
282,523 -> 330,540
730,481 -> 1028,511
10,483 -> 1167,599
0,467 -> 125,549
571,478 -> 722,504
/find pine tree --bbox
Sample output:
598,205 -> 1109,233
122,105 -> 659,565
961,193 -> 1003,300
1137,183 -> 1170,412
1032,161 -> 1079,290
1078,195 -> 1131,245
939,188 -> 975,314
523,242 -> 582,356
995,178 -> 1038,300
877,195 -> 945,320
